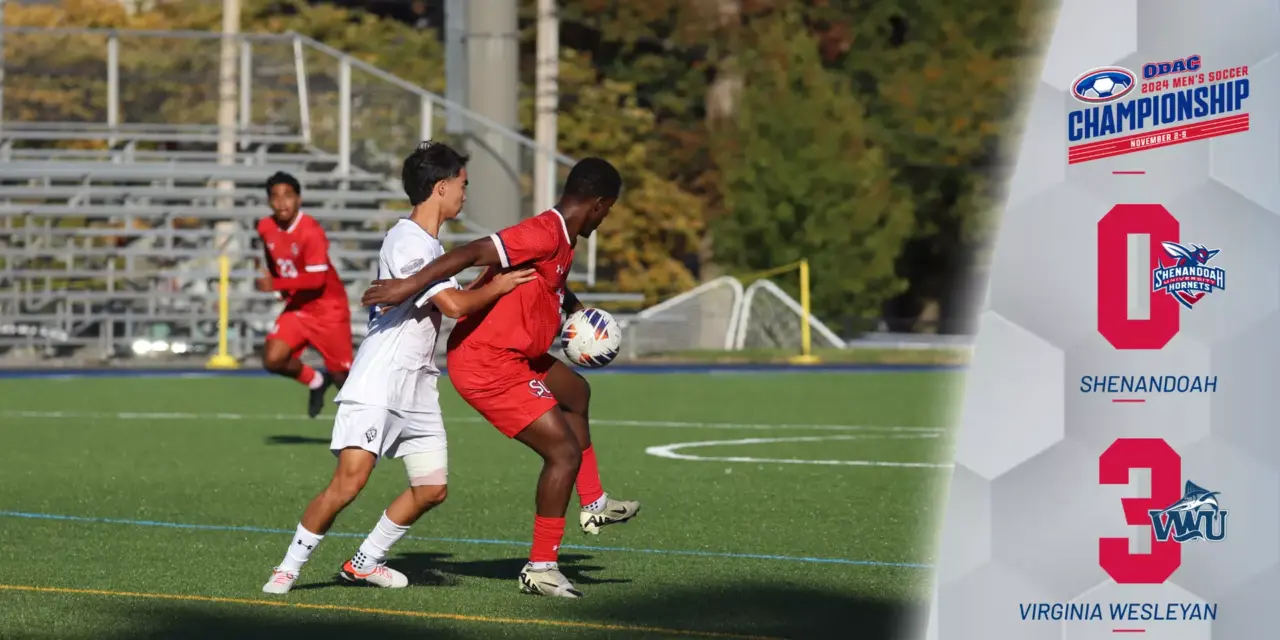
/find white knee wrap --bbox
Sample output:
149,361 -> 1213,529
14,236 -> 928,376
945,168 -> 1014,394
402,449 -> 448,486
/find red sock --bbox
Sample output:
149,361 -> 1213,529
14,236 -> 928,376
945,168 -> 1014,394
576,445 -> 604,507
295,364 -> 319,387
530,516 -> 566,563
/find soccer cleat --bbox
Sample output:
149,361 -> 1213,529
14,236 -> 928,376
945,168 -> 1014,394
519,563 -> 583,599
338,559 -> 409,588
580,495 -> 641,535
307,372 -> 332,418
262,567 -> 299,594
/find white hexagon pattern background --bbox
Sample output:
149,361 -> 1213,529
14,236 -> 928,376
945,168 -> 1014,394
926,0 -> 1280,638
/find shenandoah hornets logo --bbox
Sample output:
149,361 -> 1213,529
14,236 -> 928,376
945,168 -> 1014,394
1152,242 -> 1225,310
1096,205 -> 1225,350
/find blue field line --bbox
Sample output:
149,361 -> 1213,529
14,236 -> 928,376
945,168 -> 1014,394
0,363 -> 964,380
0,510 -> 933,570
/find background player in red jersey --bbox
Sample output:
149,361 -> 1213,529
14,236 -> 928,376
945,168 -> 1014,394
256,171 -> 353,418
361,158 -> 640,598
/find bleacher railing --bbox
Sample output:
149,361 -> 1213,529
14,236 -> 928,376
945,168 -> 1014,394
0,26 -> 595,277
0,26 -> 627,363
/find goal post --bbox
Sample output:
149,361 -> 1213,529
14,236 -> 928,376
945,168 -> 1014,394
620,276 -> 745,358
623,260 -> 843,364
735,260 -> 844,364
206,254 -> 241,369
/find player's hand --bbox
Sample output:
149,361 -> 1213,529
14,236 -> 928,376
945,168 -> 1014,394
489,268 -> 537,294
254,275 -> 274,292
362,277 -> 421,306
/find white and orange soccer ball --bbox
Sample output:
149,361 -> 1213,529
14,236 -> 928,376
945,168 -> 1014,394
560,308 -> 622,368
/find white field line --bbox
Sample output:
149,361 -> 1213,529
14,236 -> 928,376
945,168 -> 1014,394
644,434 -> 954,469
0,409 -> 948,434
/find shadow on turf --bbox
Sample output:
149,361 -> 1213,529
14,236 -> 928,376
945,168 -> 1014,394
578,583 -> 927,639
265,435 -> 331,445
90,601 -> 475,640
87,584 -> 925,640
290,552 -> 630,592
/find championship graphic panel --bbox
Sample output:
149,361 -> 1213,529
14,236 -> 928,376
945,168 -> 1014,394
930,1 -> 1280,638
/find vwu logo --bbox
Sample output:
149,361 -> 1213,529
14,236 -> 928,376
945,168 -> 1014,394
1149,480 -> 1228,543
1152,242 -> 1225,310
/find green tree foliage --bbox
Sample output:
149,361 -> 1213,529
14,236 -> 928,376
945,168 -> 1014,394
532,50 -> 704,300
5,0 -> 1053,328
804,0 -> 1054,329
711,10 -> 913,323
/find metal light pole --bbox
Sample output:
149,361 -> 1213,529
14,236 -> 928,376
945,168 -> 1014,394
217,0 -> 241,173
1,0 -> 7,137
534,0 -> 559,215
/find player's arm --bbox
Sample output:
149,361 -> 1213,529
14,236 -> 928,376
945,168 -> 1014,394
562,288 -> 585,314
362,221 -> 555,307
427,269 -> 537,319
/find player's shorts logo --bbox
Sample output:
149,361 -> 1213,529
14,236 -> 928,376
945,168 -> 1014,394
1152,241 -> 1225,309
1149,480 -> 1228,543
364,427 -> 377,443
527,380 -> 552,399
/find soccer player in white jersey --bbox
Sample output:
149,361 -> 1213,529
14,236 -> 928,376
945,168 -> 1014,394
262,142 -> 534,594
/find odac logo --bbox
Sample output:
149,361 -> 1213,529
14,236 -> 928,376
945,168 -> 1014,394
1097,204 -> 1224,350
1099,438 -> 1228,585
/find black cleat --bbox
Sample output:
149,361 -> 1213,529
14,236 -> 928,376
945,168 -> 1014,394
308,372 -> 333,418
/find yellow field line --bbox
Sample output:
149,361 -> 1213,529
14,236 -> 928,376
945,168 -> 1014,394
0,584 -> 785,640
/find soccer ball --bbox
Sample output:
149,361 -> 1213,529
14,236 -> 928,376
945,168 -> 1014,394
561,308 -> 622,368
1083,75 -> 1127,99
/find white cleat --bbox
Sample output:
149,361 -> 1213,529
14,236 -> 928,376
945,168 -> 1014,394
262,567 -> 298,594
338,559 -> 409,588
519,563 -> 583,599
580,494 -> 641,535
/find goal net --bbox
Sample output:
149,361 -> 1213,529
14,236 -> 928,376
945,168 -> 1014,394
621,276 -> 744,358
733,279 -> 846,351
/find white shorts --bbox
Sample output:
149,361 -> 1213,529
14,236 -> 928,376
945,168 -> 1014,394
330,401 -> 447,463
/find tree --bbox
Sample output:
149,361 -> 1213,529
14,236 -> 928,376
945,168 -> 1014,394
711,9 -> 913,324
527,49 -> 705,301
806,0 -> 1054,330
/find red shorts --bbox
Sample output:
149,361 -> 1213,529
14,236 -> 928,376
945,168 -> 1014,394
268,310 -> 354,374
447,344 -> 559,438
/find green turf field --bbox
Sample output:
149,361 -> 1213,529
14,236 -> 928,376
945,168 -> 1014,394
0,371 -> 959,639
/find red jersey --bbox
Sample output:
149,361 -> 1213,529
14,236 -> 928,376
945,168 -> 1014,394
256,212 -> 350,323
448,209 -> 574,359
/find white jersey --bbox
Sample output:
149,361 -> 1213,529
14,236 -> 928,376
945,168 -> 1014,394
335,219 -> 459,413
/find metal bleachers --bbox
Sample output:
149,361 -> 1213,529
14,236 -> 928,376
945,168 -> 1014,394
0,27 -> 636,365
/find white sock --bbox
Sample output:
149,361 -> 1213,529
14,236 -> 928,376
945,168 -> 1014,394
584,492 -> 608,513
352,511 -> 410,571
527,561 -> 557,571
279,523 -> 324,573
307,371 -> 326,389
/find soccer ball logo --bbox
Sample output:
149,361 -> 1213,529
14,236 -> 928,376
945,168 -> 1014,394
1071,67 -> 1136,104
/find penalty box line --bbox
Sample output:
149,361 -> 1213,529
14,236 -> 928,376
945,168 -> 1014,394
0,584 -> 785,640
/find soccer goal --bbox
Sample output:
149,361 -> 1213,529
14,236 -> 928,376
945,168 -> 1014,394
733,278 -> 846,351
621,276 -> 744,358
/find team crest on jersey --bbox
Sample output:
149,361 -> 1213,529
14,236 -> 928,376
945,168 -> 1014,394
291,243 -> 299,256
1152,241 -> 1225,310
401,258 -> 425,276
528,380 -> 553,399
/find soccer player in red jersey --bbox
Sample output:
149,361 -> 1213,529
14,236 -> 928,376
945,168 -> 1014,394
361,157 -> 640,598
256,172 -> 353,418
